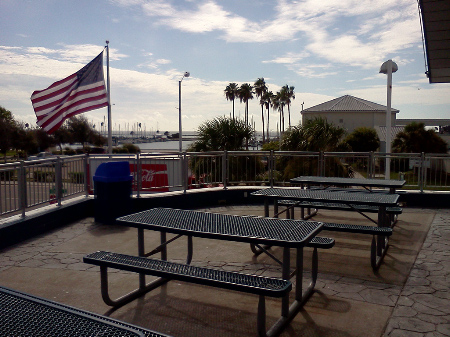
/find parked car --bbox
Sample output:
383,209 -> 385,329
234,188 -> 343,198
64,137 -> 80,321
28,152 -> 55,161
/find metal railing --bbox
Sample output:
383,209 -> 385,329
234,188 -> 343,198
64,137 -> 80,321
1,151 -> 450,218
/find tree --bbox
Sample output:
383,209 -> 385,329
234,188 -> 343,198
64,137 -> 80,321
262,90 -> 275,142
272,91 -> 285,136
224,83 -> 239,120
188,116 -> 253,151
279,117 -> 349,179
187,116 -> 260,186
254,78 -> 267,144
53,125 -> 72,153
67,116 -> 91,148
282,85 -> 295,128
345,127 -> 380,152
13,123 -> 37,158
33,128 -> 56,153
66,115 -> 105,150
0,106 -> 18,161
392,122 -> 447,153
237,83 -> 254,126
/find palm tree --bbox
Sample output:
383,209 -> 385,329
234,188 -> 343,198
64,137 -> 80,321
224,83 -> 239,120
237,83 -> 254,126
280,117 -> 348,178
273,90 -> 286,136
392,122 -> 447,153
282,85 -> 295,128
188,116 -> 253,151
262,90 -> 274,142
254,78 -> 267,143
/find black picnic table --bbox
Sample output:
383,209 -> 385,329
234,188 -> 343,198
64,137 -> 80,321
0,285 -> 170,337
251,188 -> 401,270
290,176 -> 406,193
251,187 -> 399,227
114,207 -> 327,337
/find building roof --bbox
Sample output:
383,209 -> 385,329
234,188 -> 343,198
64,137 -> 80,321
419,0 -> 450,83
397,119 -> 450,126
302,95 -> 399,114
375,126 -> 405,142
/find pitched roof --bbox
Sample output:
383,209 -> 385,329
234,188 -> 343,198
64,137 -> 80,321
375,126 -> 405,142
302,95 -> 399,113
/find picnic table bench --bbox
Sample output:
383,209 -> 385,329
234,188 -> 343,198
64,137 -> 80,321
251,188 -> 401,269
290,176 -> 406,194
0,285 -> 170,337
84,207 -> 335,337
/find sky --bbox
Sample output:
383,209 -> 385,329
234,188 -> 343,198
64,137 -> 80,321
1,0 -> 449,135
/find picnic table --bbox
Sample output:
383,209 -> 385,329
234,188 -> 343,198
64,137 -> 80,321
84,207 -> 334,337
290,176 -> 406,193
0,285 -> 170,337
251,187 -> 399,226
251,188 -> 401,269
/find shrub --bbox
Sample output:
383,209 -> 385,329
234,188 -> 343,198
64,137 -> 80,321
122,143 -> 140,154
69,172 -> 84,184
64,148 -> 77,156
0,170 -> 15,181
33,171 -> 55,182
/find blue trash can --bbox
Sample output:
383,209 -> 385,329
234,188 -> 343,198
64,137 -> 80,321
93,161 -> 133,224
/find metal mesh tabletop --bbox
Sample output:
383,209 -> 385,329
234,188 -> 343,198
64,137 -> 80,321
0,286 -> 153,337
117,208 -> 323,247
251,188 -> 399,206
290,176 -> 406,188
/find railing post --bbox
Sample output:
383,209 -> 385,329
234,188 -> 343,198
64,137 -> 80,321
369,151 -> 374,179
136,153 -> 141,198
183,152 -> 188,193
55,157 -> 63,206
18,161 -> 27,218
222,151 -> 228,190
319,152 -> 324,176
84,154 -> 89,197
419,152 -> 425,192
270,150 -> 274,188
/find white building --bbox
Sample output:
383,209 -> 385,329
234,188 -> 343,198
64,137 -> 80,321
301,95 -> 399,134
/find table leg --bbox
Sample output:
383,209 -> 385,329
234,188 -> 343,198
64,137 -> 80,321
274,200 -> 279,218
160,232 -> 167,261
266,245 -> 318,337
281,247 -> 290,317
138,228 -> 145,289
187,235 -> 193,264
371,206 -> 390,270
264,198 -> 269,217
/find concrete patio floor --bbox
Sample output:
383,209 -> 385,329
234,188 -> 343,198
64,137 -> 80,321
0,205 -> 448,337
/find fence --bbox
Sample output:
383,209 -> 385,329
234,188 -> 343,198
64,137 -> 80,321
1,151 -> 450,218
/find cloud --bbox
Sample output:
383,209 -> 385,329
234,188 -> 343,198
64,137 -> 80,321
263,52 -> 310,65
111,0 -> 422,77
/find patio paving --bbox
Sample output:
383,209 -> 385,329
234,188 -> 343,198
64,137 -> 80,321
0,205 -> 448,336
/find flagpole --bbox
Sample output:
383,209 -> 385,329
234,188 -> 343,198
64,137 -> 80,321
106,40 -> 112,154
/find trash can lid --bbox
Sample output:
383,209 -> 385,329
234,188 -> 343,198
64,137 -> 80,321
93,161 -> 133,182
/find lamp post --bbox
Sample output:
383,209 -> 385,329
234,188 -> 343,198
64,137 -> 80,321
379,60 -> 398,180
179,71 -> 190,153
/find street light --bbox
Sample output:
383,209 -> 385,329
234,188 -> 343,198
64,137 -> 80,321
379,60 -> 398,180
179,71 -> 190,153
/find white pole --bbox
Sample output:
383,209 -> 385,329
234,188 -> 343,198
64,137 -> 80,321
179,79 -> 182,153
178,72 -> 190,153
385,60 -> 392,180
106,41 -> 112,154
380,59 -> 397,180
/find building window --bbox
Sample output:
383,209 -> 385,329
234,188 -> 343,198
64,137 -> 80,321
339,119 -> 343,123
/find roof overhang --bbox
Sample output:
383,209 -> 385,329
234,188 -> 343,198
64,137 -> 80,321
419,0 -> 450,83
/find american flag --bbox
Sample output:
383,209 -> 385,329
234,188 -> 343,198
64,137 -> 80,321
31,51 -> 108,134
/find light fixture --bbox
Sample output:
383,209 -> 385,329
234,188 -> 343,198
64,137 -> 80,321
379,59 -> 398,180
179,72 -> 190,153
